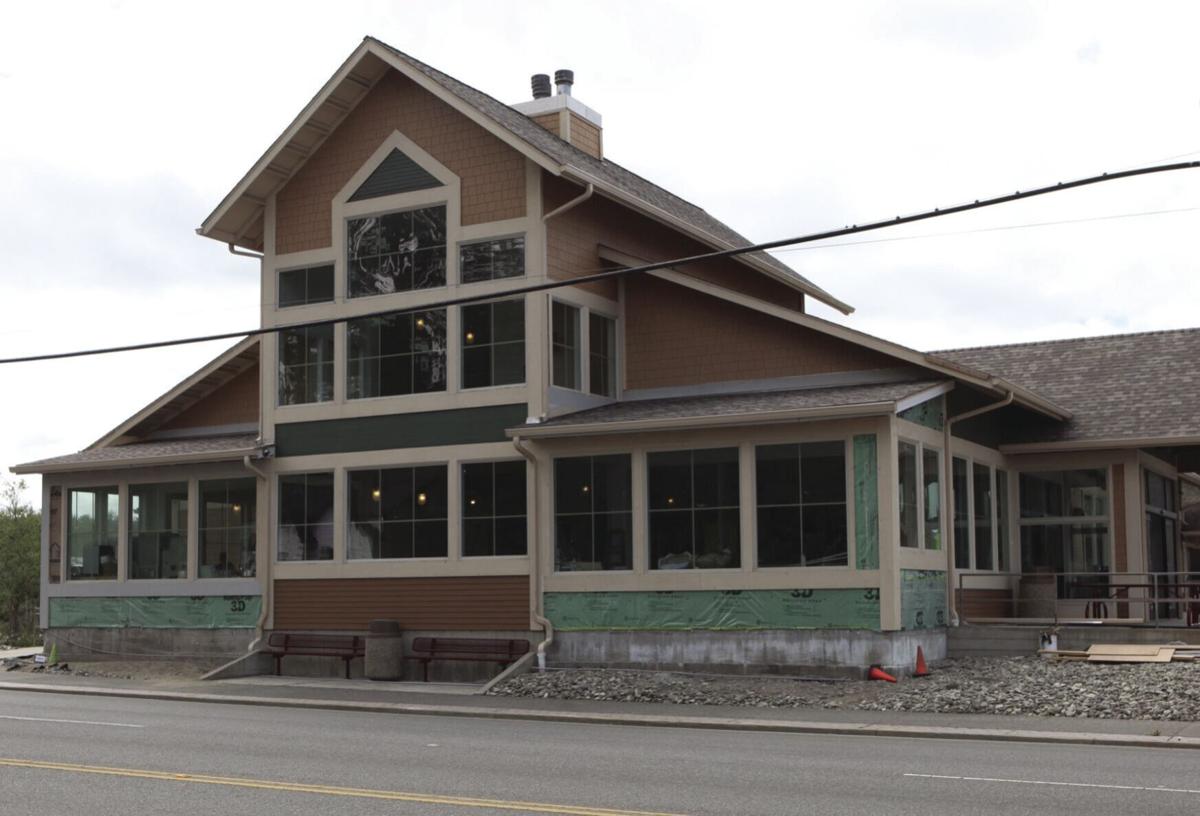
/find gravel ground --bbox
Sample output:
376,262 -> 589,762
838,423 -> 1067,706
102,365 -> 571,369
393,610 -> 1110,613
490,657 -> 1200,721
1,658 -> 223,681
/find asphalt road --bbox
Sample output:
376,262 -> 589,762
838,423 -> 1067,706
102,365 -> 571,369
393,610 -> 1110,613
0,690 -> 1197,815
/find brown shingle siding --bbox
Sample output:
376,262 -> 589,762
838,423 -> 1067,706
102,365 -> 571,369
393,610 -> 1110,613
276,70 -> 526,255
155,364 -> 259,432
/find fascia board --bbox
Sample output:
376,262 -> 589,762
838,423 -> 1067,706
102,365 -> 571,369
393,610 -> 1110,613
11,446 -> 262,476
895,381 -> 956,413
1000,435 -> 1200,454
507,401 -> 895,439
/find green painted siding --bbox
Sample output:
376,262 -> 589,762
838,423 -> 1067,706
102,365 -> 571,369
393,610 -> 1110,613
898,395 -> 944,431
48,596 -> 261,629
853,434 -> 879,570
900,570 -> 947,630
544,589 -> 880,631
275,403 -> 528,457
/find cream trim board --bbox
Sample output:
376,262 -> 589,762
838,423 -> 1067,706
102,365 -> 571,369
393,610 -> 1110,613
895,382 -> 954,414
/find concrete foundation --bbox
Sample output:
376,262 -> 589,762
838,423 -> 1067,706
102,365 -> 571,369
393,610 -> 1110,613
548,629 -> 947,677
258,630 -> 537,683
948,623 -> 1200,658
45,627 -> 256,662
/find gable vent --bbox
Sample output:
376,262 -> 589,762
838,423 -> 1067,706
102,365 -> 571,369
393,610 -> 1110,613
348,148 -> 442,202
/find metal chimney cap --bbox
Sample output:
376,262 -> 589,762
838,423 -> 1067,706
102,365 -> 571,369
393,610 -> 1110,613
554,68 -> 574,95
531,73 -> 552,99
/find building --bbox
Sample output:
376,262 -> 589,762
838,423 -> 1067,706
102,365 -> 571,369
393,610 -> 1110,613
14,37 -> 1200,676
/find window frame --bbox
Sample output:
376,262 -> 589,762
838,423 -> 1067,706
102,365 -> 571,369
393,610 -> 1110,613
752,438 -> 852,569
952,454 -> 1012,573
552,453 -> 634,573
344,463 -> 450,561
457,234 -> 526,285
460,458 -> 528,558
276,263 -> 335,309
898,437 -> 944,552
345,203 -> 449,299
65,485 -> 120,582
277,323 -> 335,407
276,471 -> 336,563
345,308 -> 449,400
550,297 -> 620,398
198,477 -> 257,579
459,297 -> 526,390
646,446 -> 741,571
127,481 -> 190,581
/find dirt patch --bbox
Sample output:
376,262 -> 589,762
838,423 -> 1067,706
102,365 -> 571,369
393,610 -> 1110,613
2,658 -> 224,681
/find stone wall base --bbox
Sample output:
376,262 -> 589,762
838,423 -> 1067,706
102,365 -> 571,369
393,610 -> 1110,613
44,627 -> 255,662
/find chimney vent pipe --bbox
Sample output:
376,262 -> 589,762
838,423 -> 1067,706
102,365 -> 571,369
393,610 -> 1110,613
531,73 -> 552,99
554,69 -> 574,96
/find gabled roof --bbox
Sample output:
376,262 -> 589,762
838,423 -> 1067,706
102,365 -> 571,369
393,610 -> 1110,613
511,380 -> 948,438
199,36 -> 854,314
89,337 -> 259,449
937,327 -> 1200,448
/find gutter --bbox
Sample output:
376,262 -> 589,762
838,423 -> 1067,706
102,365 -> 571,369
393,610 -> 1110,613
944,391 -> 1014,625
243,452 -> 272,653
512,435 -> 553,671
542,182 -> 593,222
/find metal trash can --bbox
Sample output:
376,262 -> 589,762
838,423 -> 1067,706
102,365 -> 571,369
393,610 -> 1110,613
365,619 -> 404,681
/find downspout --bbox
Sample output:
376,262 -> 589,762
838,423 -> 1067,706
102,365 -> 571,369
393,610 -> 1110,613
243,453 -> 271,652
513,435 -> 553,671
944,389 -> 1014,626
542,182 -> 593,222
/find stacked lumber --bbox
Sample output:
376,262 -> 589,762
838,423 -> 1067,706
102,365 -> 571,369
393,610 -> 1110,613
1038,643 -> 1200,663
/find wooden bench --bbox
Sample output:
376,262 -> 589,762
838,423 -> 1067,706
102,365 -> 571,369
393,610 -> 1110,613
409,637 -> 530,682
266,632 -> 365,679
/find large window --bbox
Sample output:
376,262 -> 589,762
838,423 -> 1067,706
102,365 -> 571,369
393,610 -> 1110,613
128,482 -> 188,580
648,448 -> 740,570
278,264 -> 334,308
953,458 -> 1007,571
347,466 -> 448,559
755,441 -> 847,567
279,325 -> 334,405
461,299 -> 525,388
1146,470 -> 1179,618
953,458 -> 970,569
588,313 -> 617,397
460,236 -> 524,283
199,478 -> 257,578
973,463 -> 994,570
551,301 -> 580,389
278,472 -> 334,561
347,309 -> 447,398
1019,469 -> 1109,591
462,461 -> 527,556
554,454 -> 632,571
67,487 -> 118,580
348,205 -> 446,297
899,441 -> 942,551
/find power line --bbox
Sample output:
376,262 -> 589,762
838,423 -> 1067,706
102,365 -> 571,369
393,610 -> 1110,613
772,204 -> 1200,255
1,159 -> 1198,366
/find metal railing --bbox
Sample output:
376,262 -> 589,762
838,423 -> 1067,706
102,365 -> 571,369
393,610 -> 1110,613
957,570 -> 1200,626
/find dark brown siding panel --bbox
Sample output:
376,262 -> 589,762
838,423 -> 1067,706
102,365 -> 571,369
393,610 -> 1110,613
156,364 -> 260,432
272,576 -> 530,631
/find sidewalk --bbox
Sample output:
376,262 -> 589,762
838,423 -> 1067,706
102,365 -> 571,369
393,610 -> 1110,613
1,671 -> 1198,749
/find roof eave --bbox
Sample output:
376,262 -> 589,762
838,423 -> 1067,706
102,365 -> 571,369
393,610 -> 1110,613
507,401 -> 896,440
1000,435 -> 1200,454
11,444 -> 264,476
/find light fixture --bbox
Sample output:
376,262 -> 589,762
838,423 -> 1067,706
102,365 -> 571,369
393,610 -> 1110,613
582,485 -> 590,494
667,497 -> 674,506
468,498 -> 477,506
371,488 -> 381,501
417,492 -> 428,506
465,331 -> 475,343
232,504 -> 241,513
416,318 -> 425,329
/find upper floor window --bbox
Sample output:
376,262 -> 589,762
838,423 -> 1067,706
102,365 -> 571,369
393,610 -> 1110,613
648,448 -> 740,570
347,310 -> 447,399
588,313 -> 616,397
347,205 -> 446,297
67,486 -> 119,580
128,482 -> 188,580
551,301 -> 581,389
278,325 -> 334,405
461,299 -> 525,389
460,236 -> 524,283
278,264 -> 334,308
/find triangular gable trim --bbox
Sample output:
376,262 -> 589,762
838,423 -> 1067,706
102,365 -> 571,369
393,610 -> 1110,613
348,148 -> 443,201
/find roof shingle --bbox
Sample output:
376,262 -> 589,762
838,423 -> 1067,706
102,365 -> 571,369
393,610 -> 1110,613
13,434 -> 261,474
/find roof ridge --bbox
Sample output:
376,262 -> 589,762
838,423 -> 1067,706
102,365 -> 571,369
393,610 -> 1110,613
935,325 -> 1200,355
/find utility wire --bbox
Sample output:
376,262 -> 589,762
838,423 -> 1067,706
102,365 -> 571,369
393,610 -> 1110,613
1,159 -> 1198,366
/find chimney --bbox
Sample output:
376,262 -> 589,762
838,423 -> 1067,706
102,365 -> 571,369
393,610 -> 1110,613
513,68 -> 603,159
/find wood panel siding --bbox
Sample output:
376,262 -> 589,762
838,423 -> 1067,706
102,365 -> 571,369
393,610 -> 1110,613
276,69 -> 527,255
543,173 -> 805,308
957,588 -> 1014,619
155,364 -> 259,432
273,576 -> 531,631
624,275 -> 896,390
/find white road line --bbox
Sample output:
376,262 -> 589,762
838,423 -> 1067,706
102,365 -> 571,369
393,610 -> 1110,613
0,714 -> 144,729
904,773 -> 1200,796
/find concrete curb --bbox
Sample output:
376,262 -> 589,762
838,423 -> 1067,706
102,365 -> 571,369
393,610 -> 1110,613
1,680 -> 1196,750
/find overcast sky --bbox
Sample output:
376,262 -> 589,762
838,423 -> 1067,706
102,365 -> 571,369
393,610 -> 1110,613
3,0 -> 1199,504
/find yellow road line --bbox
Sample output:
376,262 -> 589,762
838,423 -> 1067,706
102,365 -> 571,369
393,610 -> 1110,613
0,757 -> 688,816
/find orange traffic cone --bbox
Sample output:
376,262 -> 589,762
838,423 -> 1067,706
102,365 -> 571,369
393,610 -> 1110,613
914,646 -> 931,678
867,665 -> 897,683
